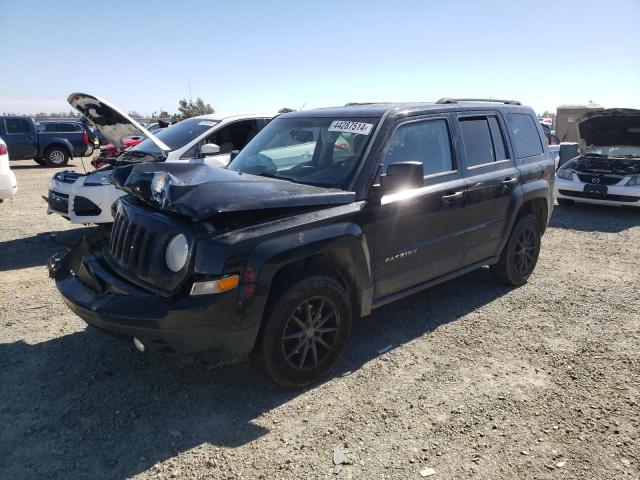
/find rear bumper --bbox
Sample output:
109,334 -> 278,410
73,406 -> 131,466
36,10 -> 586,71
53,238 -> 259,359
0,171 -> 17,199
555,177 -> 640,207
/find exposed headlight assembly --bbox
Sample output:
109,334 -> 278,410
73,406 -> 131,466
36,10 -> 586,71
84,172 -> 113,186
165,234 -> 189,272
556,168 -> 575,181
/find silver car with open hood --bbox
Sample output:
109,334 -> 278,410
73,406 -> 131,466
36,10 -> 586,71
555,108 -> 640,207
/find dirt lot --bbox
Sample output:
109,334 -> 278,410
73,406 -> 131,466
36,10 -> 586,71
1,158 -> 639,479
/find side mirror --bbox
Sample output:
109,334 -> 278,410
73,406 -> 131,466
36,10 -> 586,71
201,143 -> 220,156
380,161 -> 424,193
230,149 -> 240,162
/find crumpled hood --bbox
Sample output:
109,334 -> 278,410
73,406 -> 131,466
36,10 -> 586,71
577,108 -> 640,152
67,92 -> 170,151
112,162 -> 355,222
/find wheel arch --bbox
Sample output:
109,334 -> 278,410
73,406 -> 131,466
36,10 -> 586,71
43,139 -> 74,158
243,223 -> 374,331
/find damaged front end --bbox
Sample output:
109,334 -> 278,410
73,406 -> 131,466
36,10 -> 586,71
49,232 -> 260,359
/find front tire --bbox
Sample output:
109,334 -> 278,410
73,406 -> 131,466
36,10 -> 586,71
251,275 -> 352,388
43,146 -> 69,167
491,214 -> 541,286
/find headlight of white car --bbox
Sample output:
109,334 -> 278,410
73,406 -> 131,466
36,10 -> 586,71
165,234 -> 189,272
84,171 -> 113,186
626,175 -> 640,186
556,168 -> 575,181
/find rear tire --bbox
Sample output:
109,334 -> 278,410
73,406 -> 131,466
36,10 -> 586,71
43,146 -> 69,167
251,275 -> 352,388
557,198 -> 575,207
491,214 -> 541,286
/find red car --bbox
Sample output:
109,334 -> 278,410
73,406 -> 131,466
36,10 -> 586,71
91,135 -> 145,168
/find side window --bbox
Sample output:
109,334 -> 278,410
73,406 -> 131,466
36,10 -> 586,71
488,117 -> 509,160
44,123 -> 58,133
382,119 -> 453,176
6,119 -> 29,134
459,118 -> 495,167
60,123 -> 81,132
507,113 -> 544,158
202,120 -> 259,154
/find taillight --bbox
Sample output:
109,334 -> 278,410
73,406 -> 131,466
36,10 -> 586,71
0,144 -> 7,155
83,131 -> 89,145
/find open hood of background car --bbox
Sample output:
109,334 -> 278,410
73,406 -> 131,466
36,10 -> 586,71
112,162 -> 356,222
67,92 -> 170,151
577,108 -> 640,152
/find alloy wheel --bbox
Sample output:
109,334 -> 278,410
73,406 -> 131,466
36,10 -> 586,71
281,296 -> 340,371
50,150 -> 65,165
512,226 -> 538,275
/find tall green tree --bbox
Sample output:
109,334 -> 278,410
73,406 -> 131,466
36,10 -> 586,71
278,107 -> 296,113
177,97 -> 215,119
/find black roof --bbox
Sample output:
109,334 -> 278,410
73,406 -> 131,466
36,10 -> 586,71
280,100 -> 532,120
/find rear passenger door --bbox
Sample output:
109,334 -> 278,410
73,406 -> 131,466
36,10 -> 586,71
371,115 -> 467,299
456,112 -> 520,264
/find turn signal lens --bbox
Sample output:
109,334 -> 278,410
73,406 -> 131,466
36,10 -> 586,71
190,275 -> 239,296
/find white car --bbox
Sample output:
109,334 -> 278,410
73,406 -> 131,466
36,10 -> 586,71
0,136 -> 17,201
46,92 -> 274,223
555,108 -> 640,208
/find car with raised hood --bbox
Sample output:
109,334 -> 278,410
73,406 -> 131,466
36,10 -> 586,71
52,98 -> 554,388
0,136 -> 18,201
46,93 -> 273,224
555,108 -> 640,207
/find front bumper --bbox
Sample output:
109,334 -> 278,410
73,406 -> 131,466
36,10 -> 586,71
555,176 -> 640,207
53,238 -> 259,359
48,174 -> 125,224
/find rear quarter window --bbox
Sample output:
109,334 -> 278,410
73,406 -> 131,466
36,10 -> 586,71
507,113 -> 544,159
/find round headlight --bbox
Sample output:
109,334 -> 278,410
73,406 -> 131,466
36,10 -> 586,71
165,234 -> 189,272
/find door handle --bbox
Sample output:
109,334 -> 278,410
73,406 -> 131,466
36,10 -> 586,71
501,177 -> 518,187
441,191 -> 464,204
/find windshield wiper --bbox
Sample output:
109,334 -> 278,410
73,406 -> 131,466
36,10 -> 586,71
255,171 -> 298,182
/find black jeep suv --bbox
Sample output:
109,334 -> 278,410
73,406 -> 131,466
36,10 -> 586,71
53,99 -> 554,388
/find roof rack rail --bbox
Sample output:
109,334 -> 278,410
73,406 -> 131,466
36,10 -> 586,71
344,102 -> 386,106
436,97 -> 521,105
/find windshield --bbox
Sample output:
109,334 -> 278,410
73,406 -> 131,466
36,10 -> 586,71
125,118 -> 218,156
585,146 -> 640,158
227,117 -> 378,188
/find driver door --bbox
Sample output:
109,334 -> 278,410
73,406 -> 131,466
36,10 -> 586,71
370,115 -> 467,299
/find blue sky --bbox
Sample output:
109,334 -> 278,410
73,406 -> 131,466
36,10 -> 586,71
1,0 -> 639,116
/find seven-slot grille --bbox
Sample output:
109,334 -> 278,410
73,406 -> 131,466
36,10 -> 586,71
108,211 -> 156,274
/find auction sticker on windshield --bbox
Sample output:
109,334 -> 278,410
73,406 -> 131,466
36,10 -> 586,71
329,121 -> 373,135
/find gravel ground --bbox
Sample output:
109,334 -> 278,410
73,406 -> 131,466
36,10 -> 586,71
1,159 -> 639,479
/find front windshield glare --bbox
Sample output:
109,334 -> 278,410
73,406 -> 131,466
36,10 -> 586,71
227,117 -> 377,187
129,118 -> 219,153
